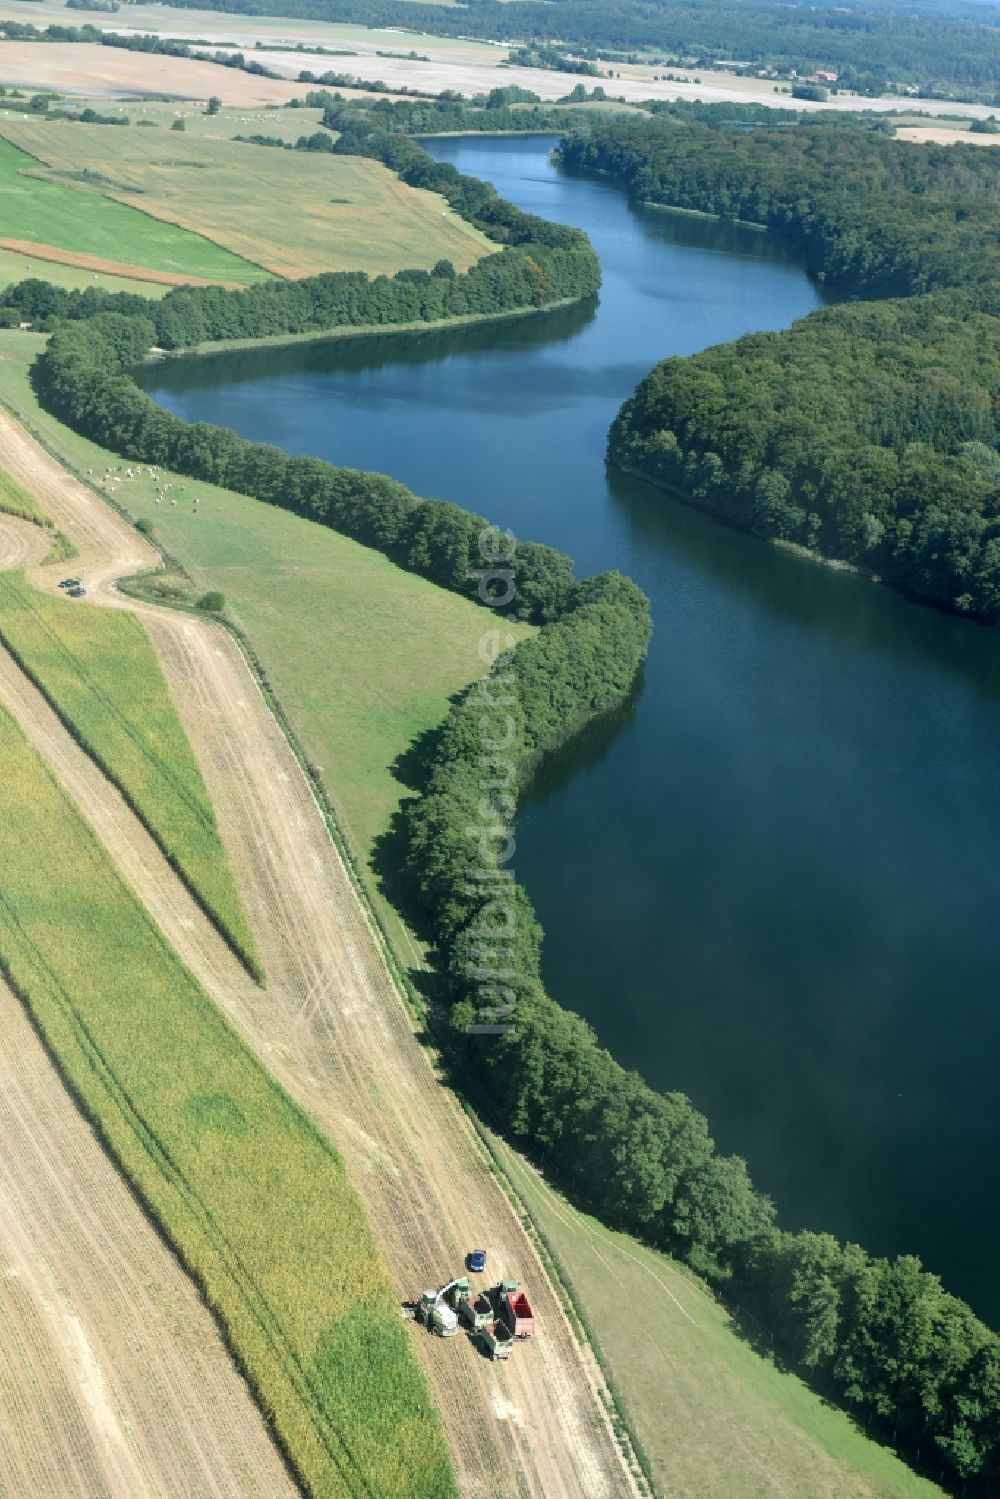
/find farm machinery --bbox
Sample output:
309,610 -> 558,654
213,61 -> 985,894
409,1270 -> 535,1361
414,1278 -> 465,1337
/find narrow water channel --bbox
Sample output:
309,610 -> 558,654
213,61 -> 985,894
141,136 -> 1000,1324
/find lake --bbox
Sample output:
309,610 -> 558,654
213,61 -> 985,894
141,136 -> 1000,1325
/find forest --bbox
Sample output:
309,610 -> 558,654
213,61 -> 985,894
558,114 -> 1000,623
149,0 -> 1000,98
13,117 -> 1000,1491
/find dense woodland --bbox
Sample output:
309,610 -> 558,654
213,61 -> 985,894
150,0 -> 1000,98
16,115 -> 1000,1489
557,115 -> 1000,623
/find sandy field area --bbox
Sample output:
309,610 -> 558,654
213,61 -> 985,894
0,42 -> 307,102
896,125 -> 1000,146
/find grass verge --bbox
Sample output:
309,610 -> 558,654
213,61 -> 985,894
0,569 -> 260,978
0,698 -> 457,1499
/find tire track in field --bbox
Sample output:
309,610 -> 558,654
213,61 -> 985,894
2,408 -> 640,1498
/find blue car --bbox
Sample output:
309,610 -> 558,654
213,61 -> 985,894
467,1249 -> 487,1274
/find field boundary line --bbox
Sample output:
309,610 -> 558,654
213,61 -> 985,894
0,235 -> 245,288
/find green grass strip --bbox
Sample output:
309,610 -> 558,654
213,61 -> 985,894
0,699 -> 457,1499
0,570 -> 260,977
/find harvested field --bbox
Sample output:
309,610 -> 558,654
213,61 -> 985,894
0,517 -> 301,1499
0,971 -> 303,1499
0,133 -> 264,283
0,677 -> 456,1499
895,125 -> 1000,146
0,396 -> 639,1498
0,463 -> 44,524
0,567 -> 260,974
0,120 -> 491,278
0,6 -> 994,119
0,42 -> 308,104
0,511 -> 48,570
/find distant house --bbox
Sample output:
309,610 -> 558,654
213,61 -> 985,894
812,70 -> 839,84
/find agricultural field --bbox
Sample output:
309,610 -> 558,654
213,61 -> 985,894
0,695 -> 456,1499
0,955 -> 302,1499
0,462 -> 45,524
0,566 -> 259,972
896,124 -> 1000,146
0,118 -> 492,278
127,100 -> 329,141
0,42 -> 309,105
0,132 -> 264,284
488,1131 -> 944,1499
0,242 -> 171,296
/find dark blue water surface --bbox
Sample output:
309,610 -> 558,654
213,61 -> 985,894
142,137 -> 1000,1324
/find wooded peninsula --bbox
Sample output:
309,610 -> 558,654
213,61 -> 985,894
559,113 -> 1000,624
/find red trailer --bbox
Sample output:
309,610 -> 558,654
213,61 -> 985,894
502,1288 -> 534,1339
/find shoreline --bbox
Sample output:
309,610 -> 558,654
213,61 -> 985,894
612,456 -> 880,578
146,293 -> 591,360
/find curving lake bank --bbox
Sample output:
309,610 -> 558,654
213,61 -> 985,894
140,136 -> 1000,1326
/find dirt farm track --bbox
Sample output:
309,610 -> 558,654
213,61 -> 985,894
0,409 -> 639,1498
